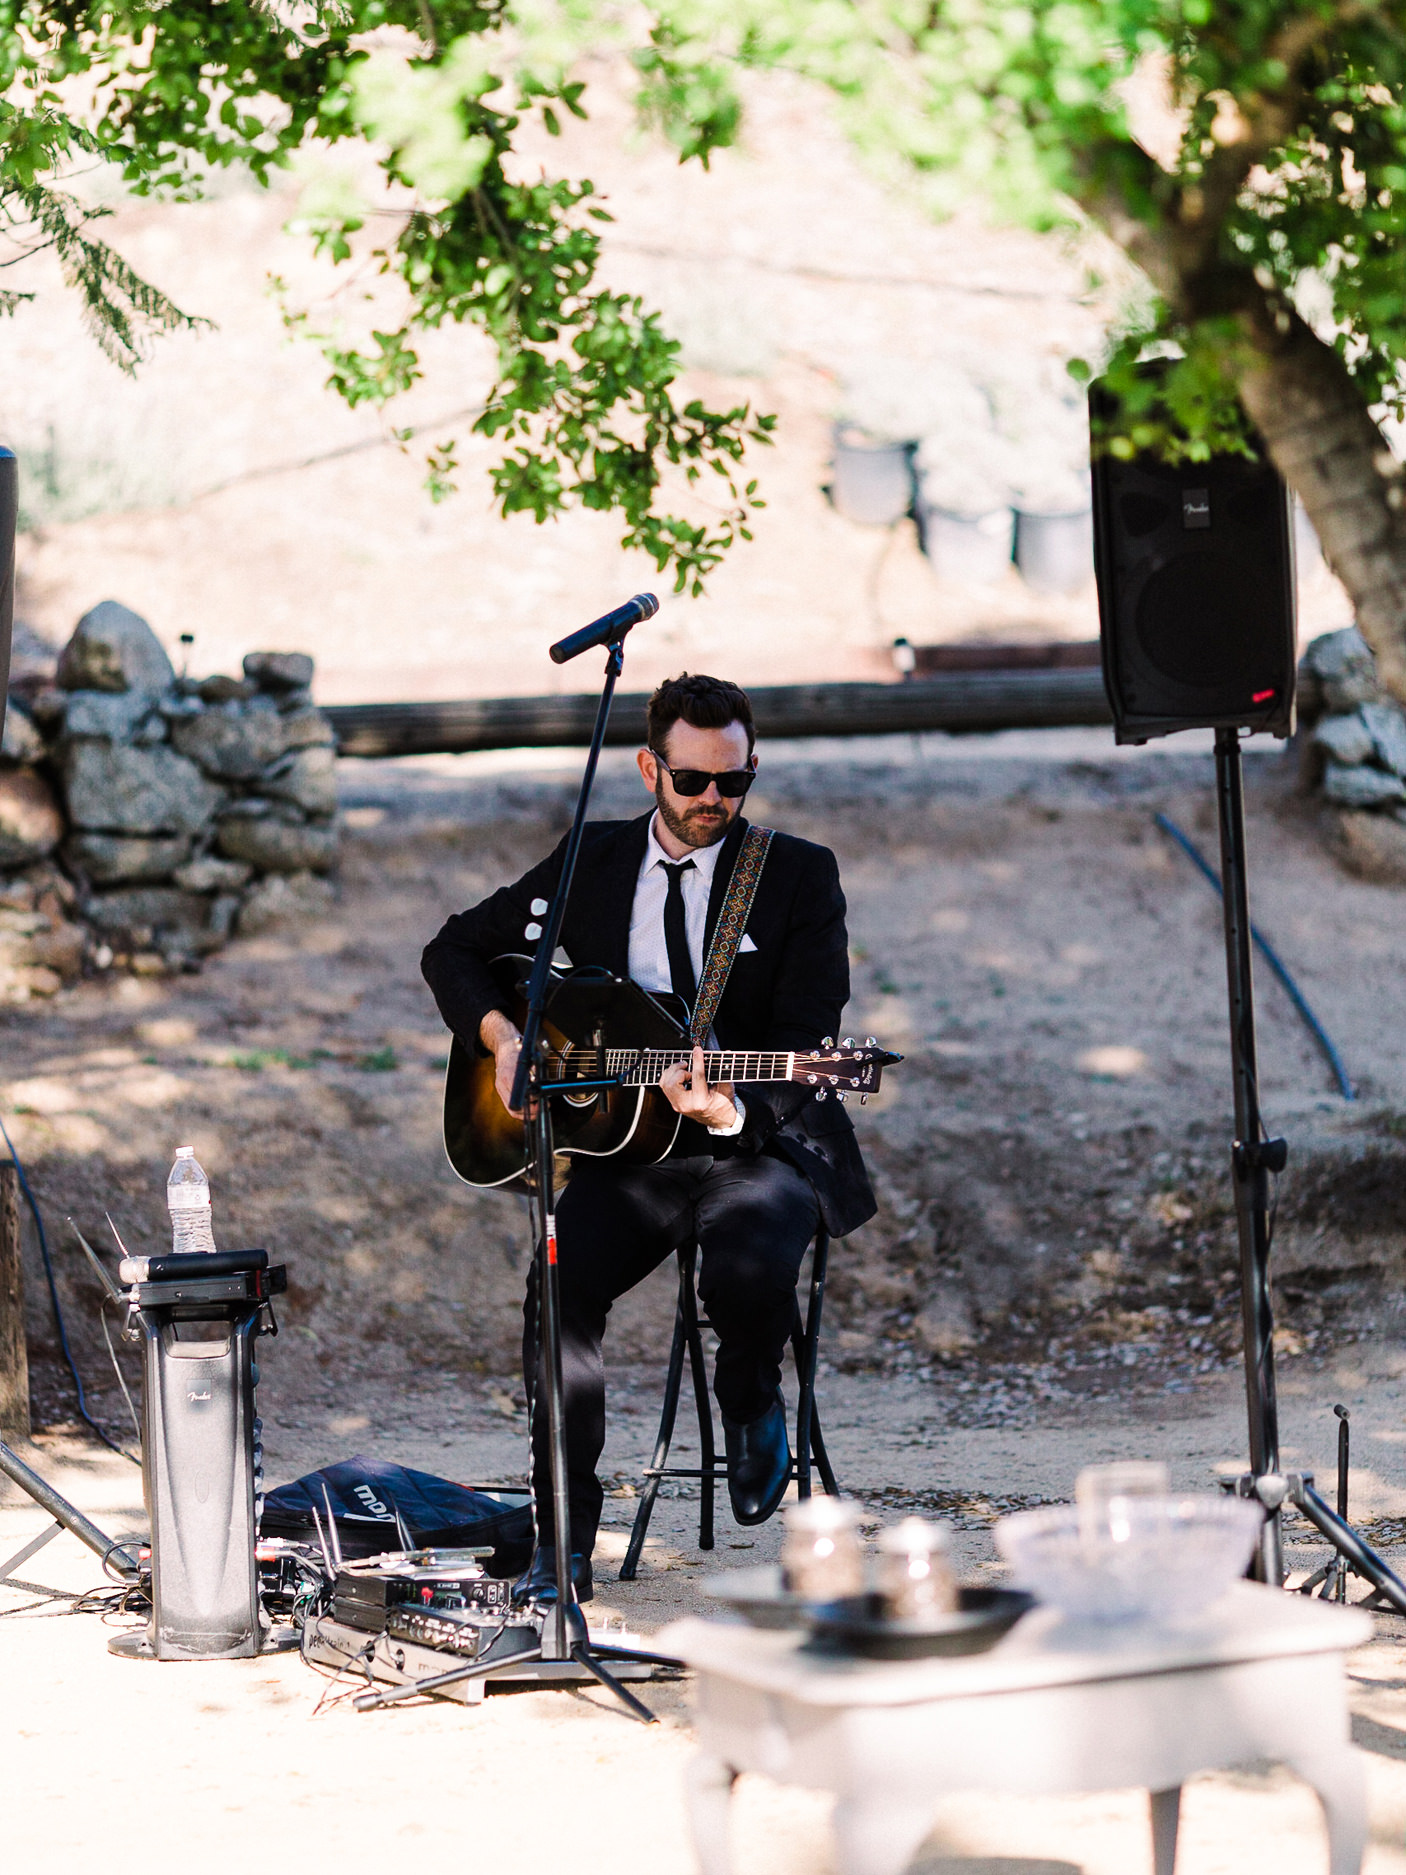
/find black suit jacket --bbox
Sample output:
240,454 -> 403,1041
421,812 -> 877,1237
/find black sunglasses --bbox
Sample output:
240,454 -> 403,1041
650,751 -> 756,798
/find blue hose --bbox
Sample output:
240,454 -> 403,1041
1154,813 -> 1355,1101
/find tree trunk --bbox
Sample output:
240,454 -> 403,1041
1234,303 -> 1406,704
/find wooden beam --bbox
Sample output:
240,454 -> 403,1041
325,667 -> 1112,760
0,1164 -> 29,1440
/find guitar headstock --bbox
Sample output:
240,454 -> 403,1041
792,1036 -> 902,1103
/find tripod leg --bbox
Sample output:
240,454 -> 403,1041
0,1439 -> 140,1579
352,1643 -> 545,1710
569,1642 -> 657,1724
1291,1478 -> 1406,1615
0,1519 -> 63,1582
1149,1787 -> 1181,1875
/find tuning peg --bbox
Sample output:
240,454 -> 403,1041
835,1091 -> 846,1103
865,1035 -> 877,1046
815,1087 -> 828,1101
531,898 -> 548,916
822,1036 -> 834,1049
842,1035 -> 855,1049
859,1093 -> 869,1105
806,1073 -> 818,1085
525,922 -> 543,940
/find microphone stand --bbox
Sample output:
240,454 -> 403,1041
504,612 -> 663,1722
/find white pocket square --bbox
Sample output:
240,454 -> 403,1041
739,934 -> 758,953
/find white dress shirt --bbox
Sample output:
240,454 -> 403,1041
627,813 -> 745,1136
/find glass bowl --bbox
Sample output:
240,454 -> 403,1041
995,1494 -> 1263,1624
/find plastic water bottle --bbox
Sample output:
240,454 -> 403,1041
167,1146 -> 217,1255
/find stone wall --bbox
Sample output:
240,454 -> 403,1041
1298,625 -> 1406,883
0,601 -> 338,997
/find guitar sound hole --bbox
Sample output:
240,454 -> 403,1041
557,1043 -> 599,1108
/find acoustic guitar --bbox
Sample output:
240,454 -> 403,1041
442,954 -> 901,1190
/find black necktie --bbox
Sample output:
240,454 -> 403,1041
662,859 -> 697,1010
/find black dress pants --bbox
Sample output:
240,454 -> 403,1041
522,1150 -> 819,1555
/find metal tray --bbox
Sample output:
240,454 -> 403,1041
805,1587 -> 1035,1659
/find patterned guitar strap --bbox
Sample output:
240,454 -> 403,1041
689,824 -> 774,1044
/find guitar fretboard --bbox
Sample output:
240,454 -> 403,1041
547,1049 -> 795,1087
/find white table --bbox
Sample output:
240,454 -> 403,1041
660,1584 -> 1371,1875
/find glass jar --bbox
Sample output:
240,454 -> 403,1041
780,1498 -> 865,1600
875,1517 -> 958,1619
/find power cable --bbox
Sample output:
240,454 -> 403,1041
0,1113 -> 140,1461
1154,813 -> 1356,1101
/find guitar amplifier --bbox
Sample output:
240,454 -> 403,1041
330,1549 -> 510,1635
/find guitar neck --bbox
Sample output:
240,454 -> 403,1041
550,1049 -> 797,1087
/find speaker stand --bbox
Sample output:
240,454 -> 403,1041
1211,728 -> 1406,1608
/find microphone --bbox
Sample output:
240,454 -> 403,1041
549,592 -> 658,665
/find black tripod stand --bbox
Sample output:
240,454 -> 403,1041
1213,726 -> 1406,1609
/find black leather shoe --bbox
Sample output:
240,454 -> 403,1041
723,1390 -> 791,1526
512,1545 -> 594,1606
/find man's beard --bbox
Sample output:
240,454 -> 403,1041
655,780 -> 732,848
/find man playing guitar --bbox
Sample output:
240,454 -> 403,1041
422,673 -> 876,1602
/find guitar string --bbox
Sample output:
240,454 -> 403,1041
539,1048 -> 870,1086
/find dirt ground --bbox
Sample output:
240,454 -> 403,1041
2,733 -> 1406,1871
6,728 -> 1405,1423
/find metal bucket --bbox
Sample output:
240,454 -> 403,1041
917,502 -> 1015,584
1014,508 -> 1094,594
830,429 -> 915,526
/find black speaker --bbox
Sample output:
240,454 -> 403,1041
1089,382 -> 1296,744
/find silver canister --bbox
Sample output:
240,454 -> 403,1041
780,1497 -> 865,1600
875,1517 -> 959,1620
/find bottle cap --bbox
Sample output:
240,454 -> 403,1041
174,1145 -> 195,1157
